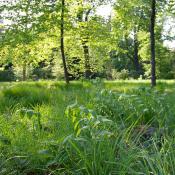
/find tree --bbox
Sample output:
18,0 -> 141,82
150,0 -> 156,86
0,0 -> 173,81
75,0 -> 109,78
1,0 -> 43,81
60,0 -> 69,84
0,0 -> 66,81
113,0 -> 150,77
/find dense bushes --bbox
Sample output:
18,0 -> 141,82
0,70 -> 15,82
111,69 -> 129,80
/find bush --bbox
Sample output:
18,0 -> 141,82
32,66 -> 55,80
111,69 -> 129,80
0,70 -> 16,82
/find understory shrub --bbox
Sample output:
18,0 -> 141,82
0,70 -> 16,82
111,69 -> 129,80
92,87 -> 170,127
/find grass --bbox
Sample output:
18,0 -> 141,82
0,80 -> 175,174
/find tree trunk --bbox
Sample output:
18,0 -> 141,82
82,41 -> 91,78
133,27 -> 141,77
78,9 -> 91,79
22,63 -> 27,81
150,0 -> 156,86
83,10 -> 91,79
60,0 -> 69,84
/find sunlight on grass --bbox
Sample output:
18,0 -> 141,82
0,80 -> 175,174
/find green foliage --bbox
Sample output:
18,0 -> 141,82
111,69 -> 129,80
2,84 -> 50,107
0,70 -> 15,82
0,0 -> 174,81
0,81 -> 174,174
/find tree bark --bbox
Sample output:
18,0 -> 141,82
77,8 -> 91,79
60,0 -> 69,84
133,27 -> 141,77
83,10 -> 91,79
82,9 -> 91,79
82,41 -> 91,78
150,0 -> 156,86
22,63 -> 27,81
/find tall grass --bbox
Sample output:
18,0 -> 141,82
0,81 -> 175,174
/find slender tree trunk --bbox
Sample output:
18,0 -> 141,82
82,41 -> 91,78
60,0 -> 69,84
150,0 -> 156,86
83,11 -> 91,79
133,27 -> 141,77
22,63 -> 27,81
82,42 -> 91,79
78,9 -> 91,79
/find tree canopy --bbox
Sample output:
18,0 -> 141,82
0,0 -> 174,84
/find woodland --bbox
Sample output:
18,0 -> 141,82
0,0 -> 174,84
0,0 -> 175,174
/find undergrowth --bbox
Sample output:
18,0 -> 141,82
0,81 -> 175,174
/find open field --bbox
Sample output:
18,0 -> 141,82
0,80 -> 175,174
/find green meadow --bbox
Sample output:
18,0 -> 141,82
0,80 -> 175,174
